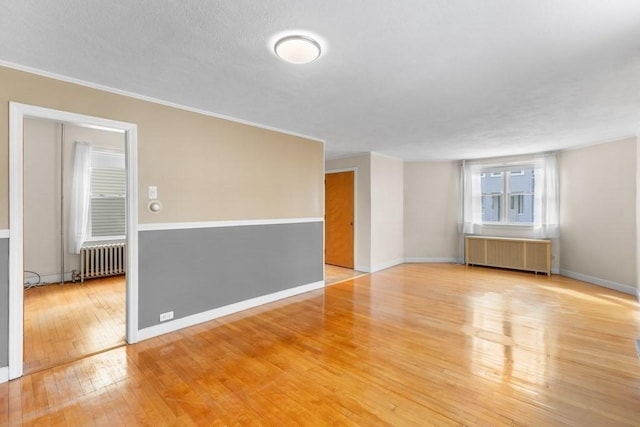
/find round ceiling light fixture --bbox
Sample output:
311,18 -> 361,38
274,35 -> 321,64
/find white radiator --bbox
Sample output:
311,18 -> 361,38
80,243 -> 126,282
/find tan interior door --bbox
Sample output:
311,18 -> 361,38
325,171 -> 354,268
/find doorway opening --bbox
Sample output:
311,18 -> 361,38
325,170 -> 363,285
9,103 -> 139,380
22,118 -> 127,373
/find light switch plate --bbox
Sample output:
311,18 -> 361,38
148,185 -> 158,199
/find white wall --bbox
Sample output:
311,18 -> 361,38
403,161 -> 460,262
637,136 -> 640,297
559,137 -> 637,293
370,153 -> 404,272
325,154 -> 371,271
325,153 -> 404,272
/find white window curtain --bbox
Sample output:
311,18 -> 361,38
532,153 -> 559,238
460,162 -> 483,235
68,141 -> 92,254
459,153 -> 559,238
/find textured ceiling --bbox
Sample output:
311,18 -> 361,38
1,0 -> 640,160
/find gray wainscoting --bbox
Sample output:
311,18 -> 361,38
138,221 -> 323,329
0,238 -> 9,367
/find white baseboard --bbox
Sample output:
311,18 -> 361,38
559,269 -> 636,295
137,280 -> 325,342
24,272 -> 75,286
404,257 -> 463,264
370,258 -> 404,273
0,366 -> 8,384
354,265 -> 371,273
636,288 -> 640,303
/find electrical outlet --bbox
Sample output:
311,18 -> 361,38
159,311 -> 174,322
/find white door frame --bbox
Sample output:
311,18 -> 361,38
8,102 -> 139,380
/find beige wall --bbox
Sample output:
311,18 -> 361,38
23,118 -> 125,281
23,119 -> 61,280
0,66 -> 324,229
325,154 -> 371,271
370,153 -> 404,271
403,161 -> 460,261
559,137 -> 637,289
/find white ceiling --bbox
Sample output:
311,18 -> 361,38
2,1 -> 640,160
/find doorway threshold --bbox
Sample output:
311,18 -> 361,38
325,264 -> 367,286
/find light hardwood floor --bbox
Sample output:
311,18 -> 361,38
2,264 -> 640,425
23,266 -> 353,375
23,276 -> 126,374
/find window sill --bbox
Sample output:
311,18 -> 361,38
83,236 -> 126,245
480,223 -> 534,229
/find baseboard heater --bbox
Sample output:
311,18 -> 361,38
465,236 -> 551,276
80,243 -> 126,282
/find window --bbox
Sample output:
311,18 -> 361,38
89,149 -> 126,240
461,154 -> 559,238
480,167 -> 534,224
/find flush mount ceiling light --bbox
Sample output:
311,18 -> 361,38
274,35 -> 321,64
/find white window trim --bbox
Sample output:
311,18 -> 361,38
461,154 -> 559,239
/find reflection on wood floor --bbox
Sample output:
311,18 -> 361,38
3,264 -> 640,425
23,276 -> 126,374
324,264 -> 366,285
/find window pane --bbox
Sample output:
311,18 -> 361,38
509,168 -> 534,194
481,172 -> 503,222
481,194 -> 502,222
508,169 -> 534,223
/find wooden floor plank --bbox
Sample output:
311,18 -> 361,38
2,264 -> 640,425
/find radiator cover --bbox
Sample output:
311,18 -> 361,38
465,236 -> 551,276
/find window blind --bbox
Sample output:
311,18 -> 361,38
91,167 -> 126,237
